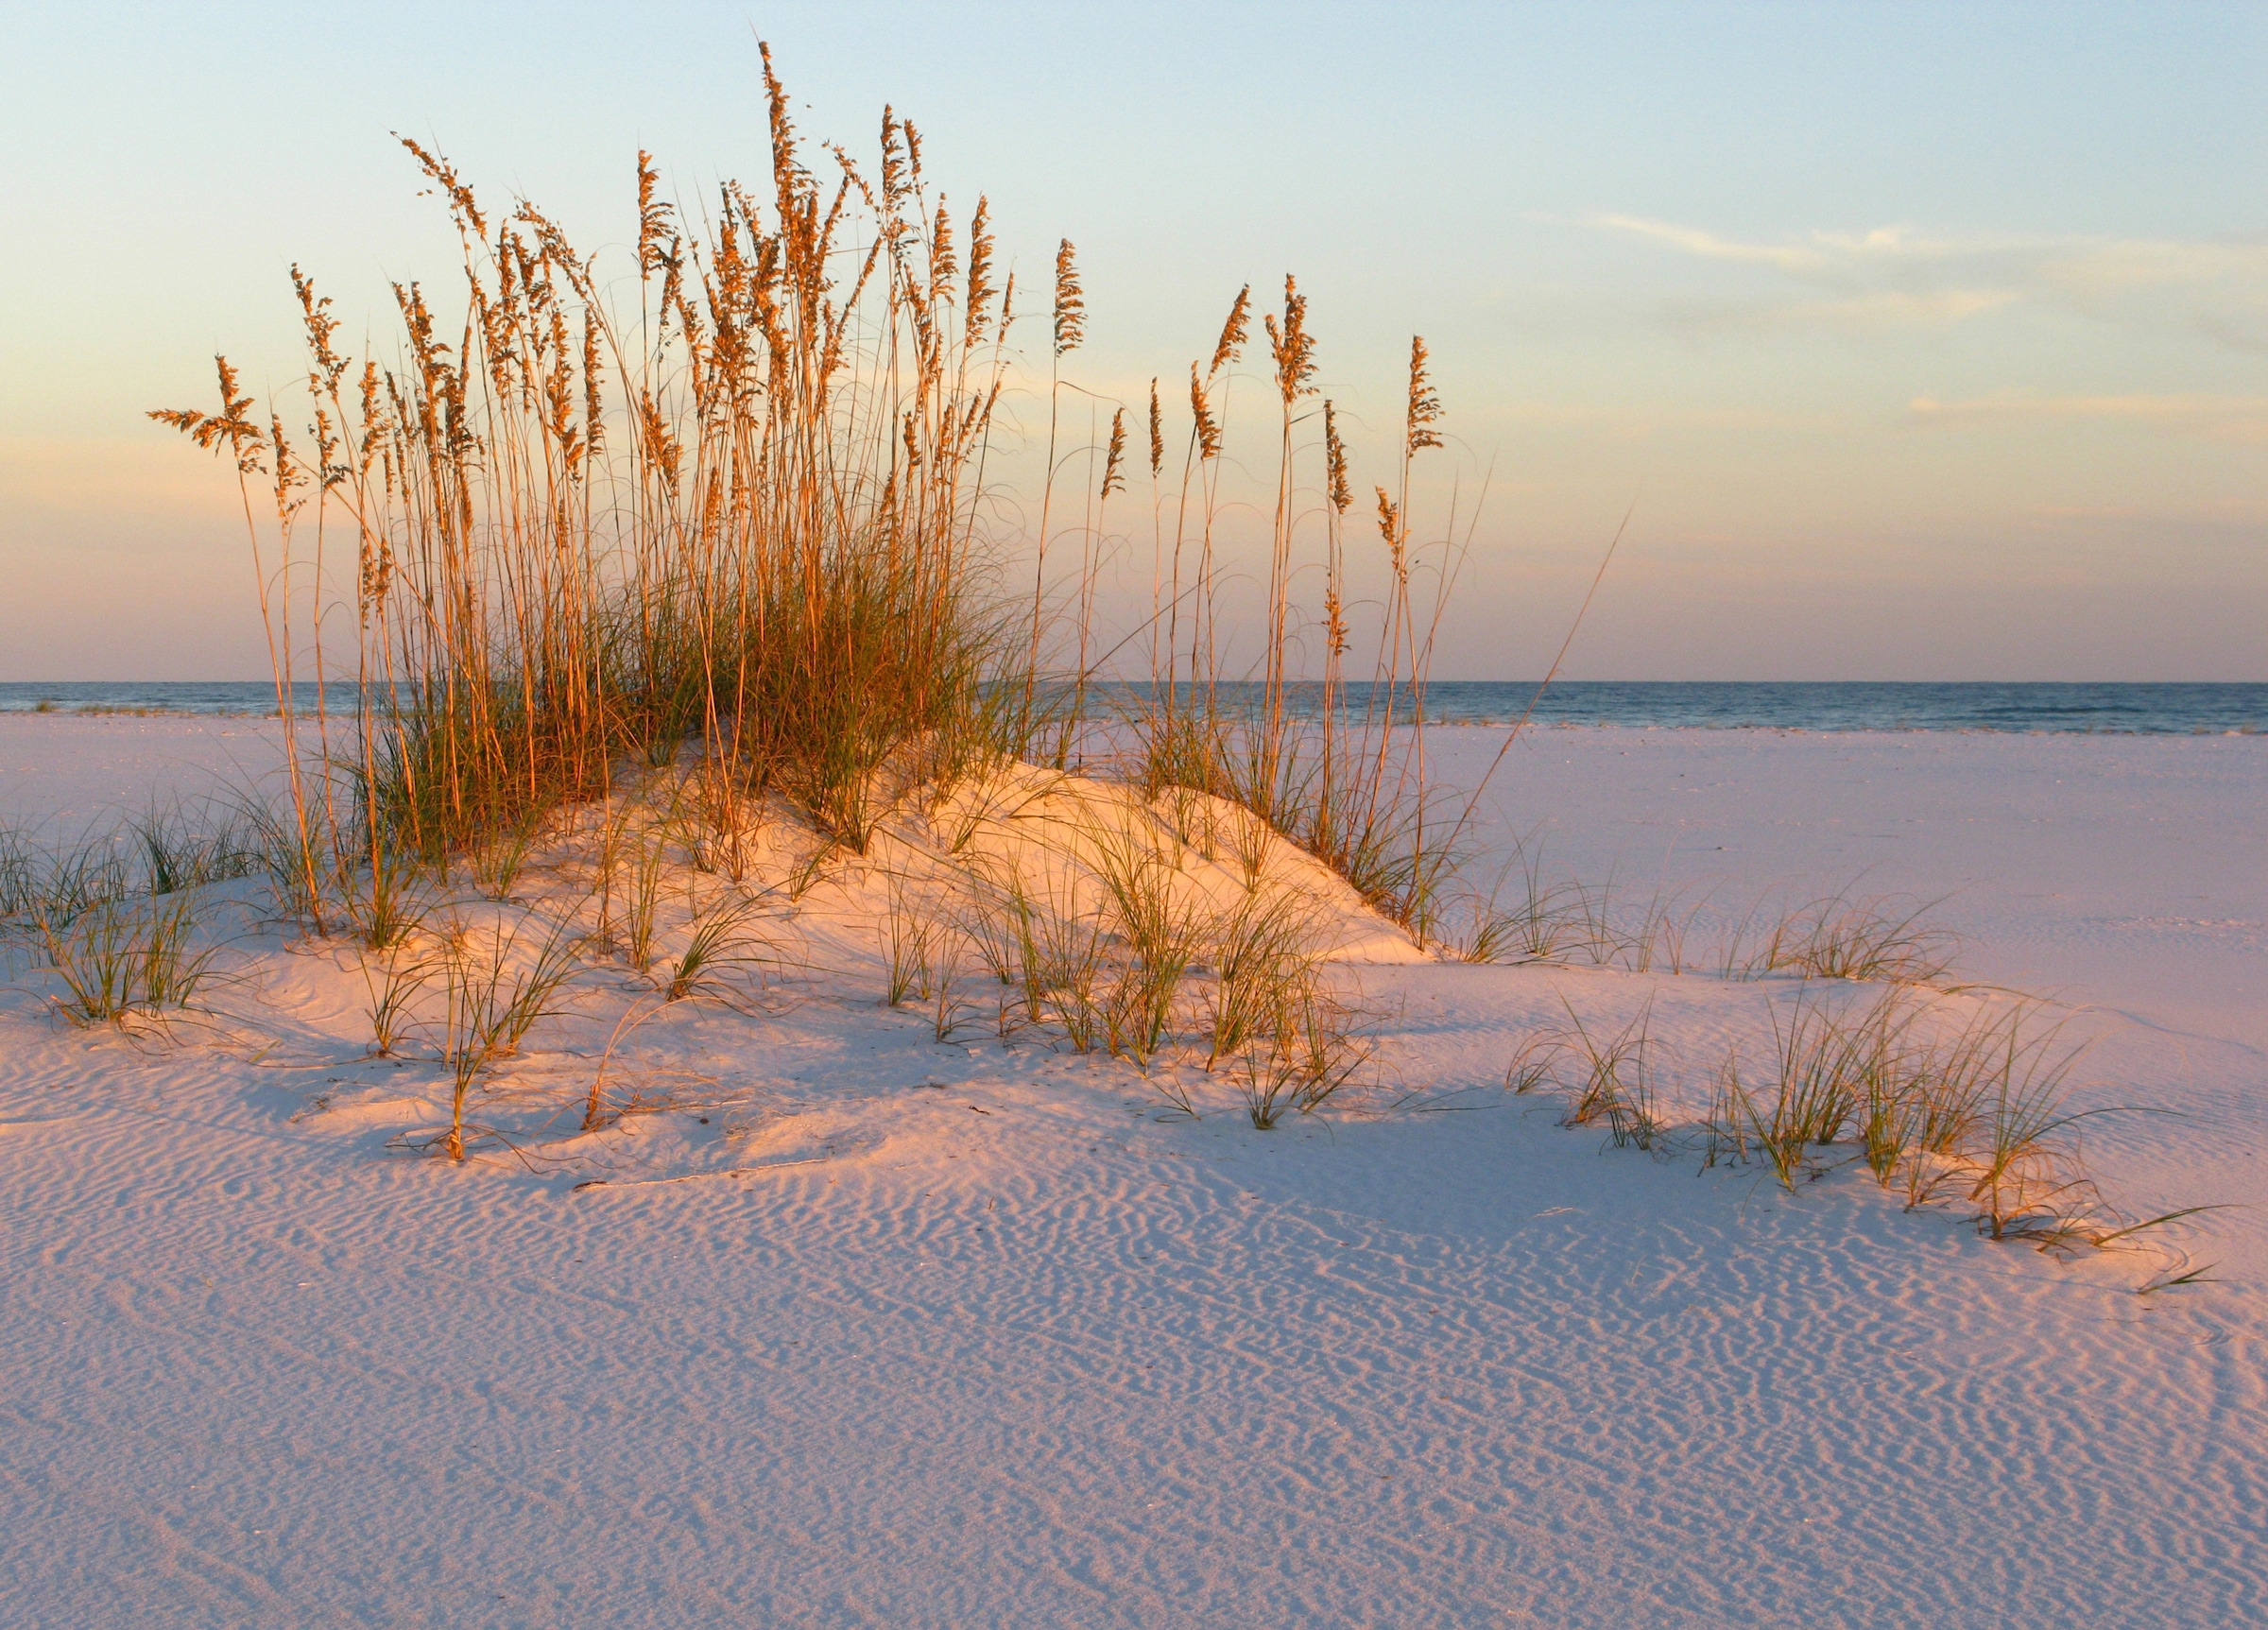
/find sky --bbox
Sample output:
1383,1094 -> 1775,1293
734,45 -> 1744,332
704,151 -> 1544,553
1,0 -> 2262,681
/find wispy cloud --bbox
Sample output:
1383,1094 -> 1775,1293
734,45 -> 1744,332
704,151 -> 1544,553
1589,215 -> 2268,345
1654,287 -> 2019,335
1592,216 -> 1986,278
1907,391 -> 2268,443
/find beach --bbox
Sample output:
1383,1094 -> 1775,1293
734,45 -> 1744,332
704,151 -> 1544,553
1,715 -> 2262,1626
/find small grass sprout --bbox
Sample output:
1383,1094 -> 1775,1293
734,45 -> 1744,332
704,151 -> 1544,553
433,908 -> 583,1161
1228,978 -> 1366,1130
360,938 -> 438,1057
664,888 -> 777,1004
345,840 -> 427,951
469,811 -> 545,901
882,874 -> 938,1007
1736,890 -> 1959,985
132,807 -> 257,898
0,826 -> 132,931
1537,996 -> 1664,1151
37,896 -> 216,1027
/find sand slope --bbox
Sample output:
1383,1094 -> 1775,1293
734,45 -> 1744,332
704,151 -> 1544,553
1,719 -> 2262,1627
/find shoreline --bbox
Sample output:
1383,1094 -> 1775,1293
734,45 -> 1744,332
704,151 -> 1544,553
2,706 -> 2263,736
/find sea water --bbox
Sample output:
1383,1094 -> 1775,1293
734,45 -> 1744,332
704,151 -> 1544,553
2,678 -> 2262,734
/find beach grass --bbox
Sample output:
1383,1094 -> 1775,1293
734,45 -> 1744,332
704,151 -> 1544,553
34,894 -> 216,1027
121,40 -> 2191,1266
143,45 -> 1493,1150
151,45 -> 1484,980
1503,984 -> 2190,1254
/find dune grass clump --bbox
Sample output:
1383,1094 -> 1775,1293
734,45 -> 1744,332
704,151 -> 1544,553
1728,891 -> 1959,984
151,43 -> 1505,984
36,896 -> 216,1027
0,828 -> 128,931
1109,318 -> 1476,944
130,808 -> 260,899
359,936 -> 435,1058
1087,815 -> 1207,1063
976,857 -> 1376,1128
309,791 -> 787,1151
0,811 -> 260,1026
0,819 -> 233,934
843,773 -> 1378,1125
156,48 -> 1031,931
662,889 -> 777,1004
1532,996 -> 1664,1150
1516,984 -> 2194,1257
428,908 -> 583,1161
1452,847 -> 1966,991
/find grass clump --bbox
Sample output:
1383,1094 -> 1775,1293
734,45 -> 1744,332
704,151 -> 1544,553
154,49 -> 1038,921
428,909 -> 583,1161
662,888 -> 778,1005
0,816 -> 245,933
1728,890 -> 1959,984
1452,850 -> 1967,992
149,42 -> 1515,988
1513,985 -> 2196,1258
1,811 -> 257,1027
1522,997 -> 1665,1151
860,773 -> 1377,1125
0,829 -> 128,929
36,897 -> 216,1027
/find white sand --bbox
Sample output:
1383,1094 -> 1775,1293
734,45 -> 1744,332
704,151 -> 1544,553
2,717 -> 2262,1627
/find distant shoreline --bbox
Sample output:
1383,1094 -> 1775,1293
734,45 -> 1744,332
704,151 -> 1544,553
4,679 -> 2263,735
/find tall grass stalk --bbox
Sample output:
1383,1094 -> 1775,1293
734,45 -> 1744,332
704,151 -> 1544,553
154,43 -> 1504,976
158,51 -> 1026,891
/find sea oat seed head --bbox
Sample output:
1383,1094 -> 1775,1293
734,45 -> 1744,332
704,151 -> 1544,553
879,107 -> 907,206
1190,364 -> 1222,460
929,197 -> 957,304
1211,284 -> 1251,377
1053,239 -> 1085,358
637,151 -> 679,283
965,196 -> 995,342
1102,407 -> 1127,499
1324,400 -> 1351,514
1264,273 -> 1315,407
394,134 -> 486,237
1406,335 -> 1444,455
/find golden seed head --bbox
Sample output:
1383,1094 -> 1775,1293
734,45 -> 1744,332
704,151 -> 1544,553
1053,239 -> 1086,357
1210,284 -> 1251,376
1406,335 -> 1443,455
1190,364 -> 1222,460
965,196 -> 996,343
1264,273 -> 1314,408
1101,407 -> 1127,499
879,107 -> 907,206
1324,400 -> 1351,514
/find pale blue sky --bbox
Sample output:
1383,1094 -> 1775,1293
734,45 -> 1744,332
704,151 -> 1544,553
3,1 -> 2261,678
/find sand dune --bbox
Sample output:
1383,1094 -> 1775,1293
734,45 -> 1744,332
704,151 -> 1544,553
1,717 -> 2261,1626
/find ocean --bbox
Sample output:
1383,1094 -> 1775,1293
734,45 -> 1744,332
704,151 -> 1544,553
1,679 -> 2261,734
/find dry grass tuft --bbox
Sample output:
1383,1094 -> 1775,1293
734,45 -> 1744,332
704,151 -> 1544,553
426,908 -> 584,1161
1507,985 -> 2203,1258
36,896 -> 217,1027
1728,891 -> 1960,984
147,39 -> 1515,1055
